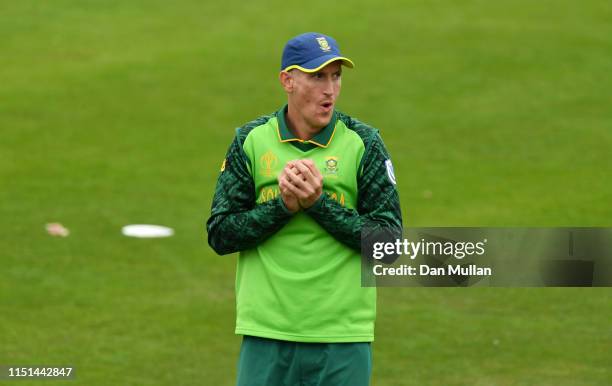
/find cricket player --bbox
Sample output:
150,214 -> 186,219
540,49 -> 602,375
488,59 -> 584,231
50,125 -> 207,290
206,32 -> 402,386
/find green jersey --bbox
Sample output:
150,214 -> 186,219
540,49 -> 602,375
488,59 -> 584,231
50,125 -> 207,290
207,106 -> 402,342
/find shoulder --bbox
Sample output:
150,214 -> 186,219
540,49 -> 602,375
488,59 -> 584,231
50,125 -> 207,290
337,111 -> 392,168
336,111 -> 380,146
235,112 -> 277,144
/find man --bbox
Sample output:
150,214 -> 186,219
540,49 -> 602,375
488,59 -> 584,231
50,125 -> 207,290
206,32 -> 402,386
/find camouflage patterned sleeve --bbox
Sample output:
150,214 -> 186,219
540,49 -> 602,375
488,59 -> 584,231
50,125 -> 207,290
206,132 -> 293,255
305,132 -> 403,251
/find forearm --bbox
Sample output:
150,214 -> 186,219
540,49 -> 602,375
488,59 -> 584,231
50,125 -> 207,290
305,190 -> 403,251
207,197 -> 293,255
304,194 -> 362,250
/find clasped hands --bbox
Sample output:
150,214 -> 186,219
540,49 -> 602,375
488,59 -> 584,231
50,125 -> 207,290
278,159 -> 323,213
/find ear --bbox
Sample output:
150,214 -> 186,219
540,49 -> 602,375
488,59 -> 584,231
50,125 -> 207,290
279,71 -> 294,93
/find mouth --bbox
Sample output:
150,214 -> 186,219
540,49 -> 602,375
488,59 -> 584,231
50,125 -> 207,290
319,102 -> 333,112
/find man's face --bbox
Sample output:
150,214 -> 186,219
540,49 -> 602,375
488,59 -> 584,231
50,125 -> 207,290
285,61 -> 342,132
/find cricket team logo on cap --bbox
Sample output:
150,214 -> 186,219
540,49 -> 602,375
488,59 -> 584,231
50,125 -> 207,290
260,151 -> 278,177
316,37 -> 331,52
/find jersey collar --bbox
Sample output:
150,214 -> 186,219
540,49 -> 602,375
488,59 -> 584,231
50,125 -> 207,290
276,105 -> 337,148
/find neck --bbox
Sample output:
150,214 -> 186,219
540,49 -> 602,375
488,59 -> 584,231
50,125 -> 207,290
285,105 -> 323,141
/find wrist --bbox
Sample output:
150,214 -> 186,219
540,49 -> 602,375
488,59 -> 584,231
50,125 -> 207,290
280,195 -> 299,214
302,193 -> 325,211
278,196 -> 297,214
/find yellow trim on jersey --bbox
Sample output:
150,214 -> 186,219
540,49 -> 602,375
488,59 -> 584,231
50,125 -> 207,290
275,118 -> 337,148
276,119 -> 301,143
307,121 -> 337,148
281,57 -> 355,73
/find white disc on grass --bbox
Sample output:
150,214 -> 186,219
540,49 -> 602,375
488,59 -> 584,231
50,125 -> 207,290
122,224 -> 174,238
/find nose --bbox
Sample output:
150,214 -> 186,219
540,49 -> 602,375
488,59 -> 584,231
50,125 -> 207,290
323,78 -> 334,97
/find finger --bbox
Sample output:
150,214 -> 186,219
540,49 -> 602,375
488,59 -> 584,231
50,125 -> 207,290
285,166 -> 309,190
279,177 -> 288,191
280,175 -> 304,197
279,164 -> 291,179
294,161 -> 316,186
279,176 -> 292,191
303,160 -> 322,179
281,161 -> 295,176
289,166 -> 306,181
286,160 -> 301,172
282,166 -> 294,183
283,172 -> 311,198
280,178 -> 294,193
298,158 -> 319,177
284,177 -> 308,199
297,161 -> 322,189
288,160 -> 307,181
301,159 -> 315,168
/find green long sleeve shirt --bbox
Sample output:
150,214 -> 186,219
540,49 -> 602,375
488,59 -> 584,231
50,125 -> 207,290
206,106 -> 402,342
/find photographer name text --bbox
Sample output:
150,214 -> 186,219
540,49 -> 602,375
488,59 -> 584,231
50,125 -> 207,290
373,264 -> 492,276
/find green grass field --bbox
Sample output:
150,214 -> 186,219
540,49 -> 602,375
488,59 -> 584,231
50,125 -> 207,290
1,1 -> 611,385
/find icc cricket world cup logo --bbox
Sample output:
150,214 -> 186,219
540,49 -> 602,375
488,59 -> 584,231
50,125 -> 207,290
260,151 -> 278,177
